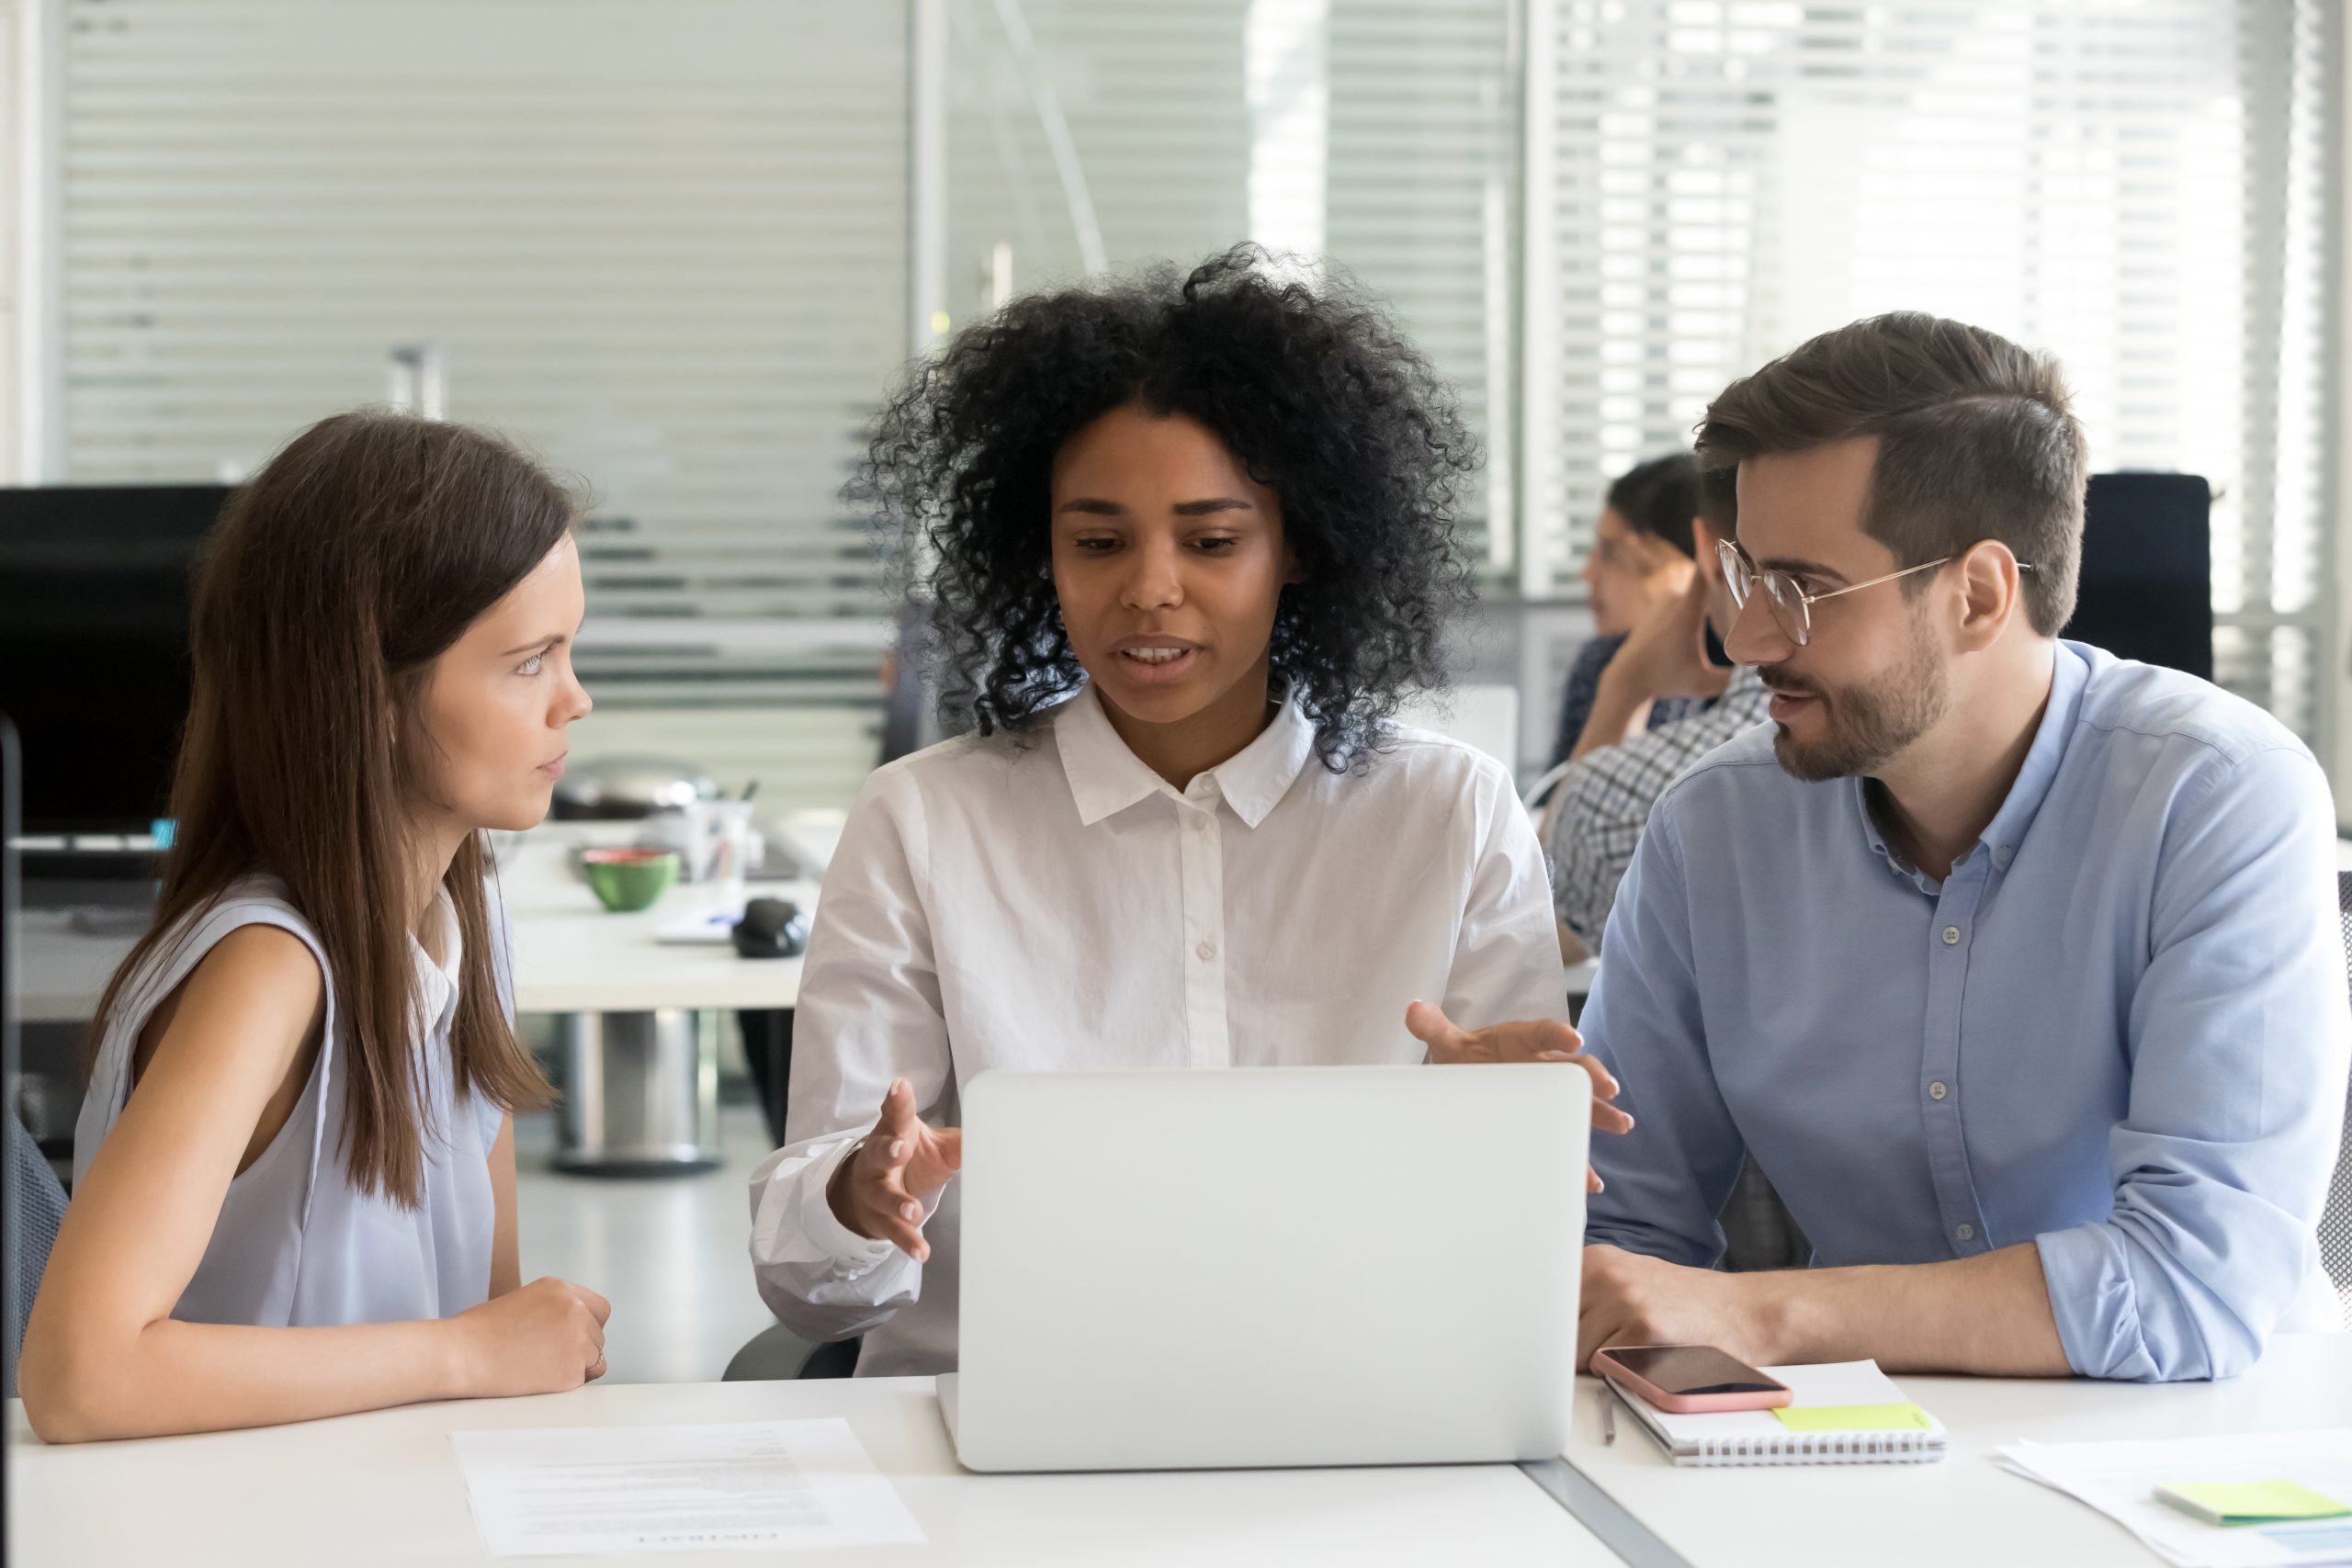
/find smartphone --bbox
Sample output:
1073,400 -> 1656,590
1590,1345 -> 1792,1414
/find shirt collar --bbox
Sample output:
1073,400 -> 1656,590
1975,639 -> 2089,859
1055,683 -> 1317,829
1851,640 -> 2087,876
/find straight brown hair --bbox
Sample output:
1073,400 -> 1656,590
1693,311 -> 2086,636
87,411 -> 567,1207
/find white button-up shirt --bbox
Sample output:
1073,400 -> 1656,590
747,685 -> 1566,1376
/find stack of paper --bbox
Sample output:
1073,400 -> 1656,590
1997,1429 -> 2352,1567
450,1418 -> 925,1558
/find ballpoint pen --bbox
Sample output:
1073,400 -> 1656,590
1600,1379 -> 1618,1445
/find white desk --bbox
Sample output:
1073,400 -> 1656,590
18,1343 -> 2352,1565
1557,1332 -> 2352,1568
5,1377 -> 1611,1566
492,826 -> 810,1016
13,826 -> 809,1023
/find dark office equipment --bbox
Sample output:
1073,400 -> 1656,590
0,486 -> 232,837
731,897 -> 808,960
3,712 -> 16,1071
2068,474 -> 2212,681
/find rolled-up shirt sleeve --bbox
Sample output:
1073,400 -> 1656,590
2033,743 -> 2350,1382
746,762 -> 953,1345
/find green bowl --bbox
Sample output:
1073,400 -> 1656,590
580,848 -> 679,913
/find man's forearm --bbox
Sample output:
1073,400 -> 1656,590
1757,1243 -> 2073,1376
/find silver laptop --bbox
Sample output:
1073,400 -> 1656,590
937,1063 -> 1589,1472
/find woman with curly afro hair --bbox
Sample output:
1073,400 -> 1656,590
748,246 -> 1627,1378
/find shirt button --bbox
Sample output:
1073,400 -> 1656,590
1192,814 -> 1213,832
1940,926 -> 1961,945
1995,844 -> 2013,864
1956,1224 -> 1975,1242
1195,941 -> 1216,962
1928,1080 -> 1949,1100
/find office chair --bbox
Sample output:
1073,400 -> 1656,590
6,1112 -> 67,1399
1719,1156 -> 1811,1273
723,1323 -> 861,1381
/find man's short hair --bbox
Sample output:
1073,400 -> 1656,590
1695,463 -> 1737,535
1693,312 -> 2086,636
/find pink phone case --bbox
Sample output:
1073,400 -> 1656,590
1592,1346 -> 1793,1414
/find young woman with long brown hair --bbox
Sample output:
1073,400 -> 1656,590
19,412 -> 610,1442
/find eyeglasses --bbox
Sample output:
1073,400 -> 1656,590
1715,538 -> 2035,649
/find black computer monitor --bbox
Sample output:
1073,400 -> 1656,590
0,486 -> 232,835
2068,473 -> 2212,682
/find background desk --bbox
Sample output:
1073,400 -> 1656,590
13,826 -> 814,1168
5,1376 -> 1611,1566
14,825 -> 810,1023
1554,1331 -> 2352,1568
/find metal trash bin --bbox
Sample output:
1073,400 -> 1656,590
555,1007 -> 720,1175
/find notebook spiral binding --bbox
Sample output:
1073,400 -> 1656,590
1687,1428 -> 1939,1467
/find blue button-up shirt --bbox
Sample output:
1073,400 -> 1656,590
1582,641 -> 2348,1382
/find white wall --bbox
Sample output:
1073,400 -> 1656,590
0,0 -> 58,487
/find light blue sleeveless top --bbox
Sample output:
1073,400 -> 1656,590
73,875 -> 510,1327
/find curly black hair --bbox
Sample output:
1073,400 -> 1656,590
857,243 -> 1478,773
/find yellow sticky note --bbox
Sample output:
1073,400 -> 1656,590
2154,1480 -> 2352,1526
1770,1403 -> 1933,1433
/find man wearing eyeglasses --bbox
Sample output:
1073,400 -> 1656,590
1577,311 -> 2348,1382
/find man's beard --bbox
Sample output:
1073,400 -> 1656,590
1759,615 -> 1950,784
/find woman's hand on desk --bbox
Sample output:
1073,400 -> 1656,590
1406,1002 -> 1633,1193
828,1077 -> 963,1262
451,1276 -> 613,1395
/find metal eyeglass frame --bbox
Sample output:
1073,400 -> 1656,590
1716,537 -> 2035,647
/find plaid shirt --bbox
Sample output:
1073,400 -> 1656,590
1549,634 -> 1713,770
1546,665 -> 1770,943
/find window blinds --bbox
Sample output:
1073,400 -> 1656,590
51,0 -> 910,804
943,0 -> 1518,568
41,0 -> 2338,775
1523,0 -> 2335,740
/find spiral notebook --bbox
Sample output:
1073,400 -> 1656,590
1606,1359 -> 1947,1467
